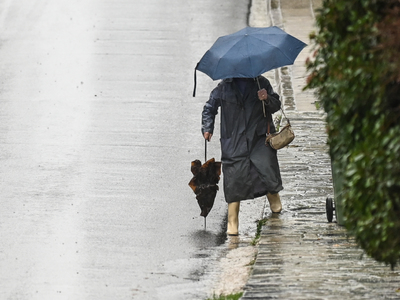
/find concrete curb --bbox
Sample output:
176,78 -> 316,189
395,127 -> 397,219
248,0 -> 271,28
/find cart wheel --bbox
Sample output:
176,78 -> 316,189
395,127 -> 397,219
326,197 -> 334,222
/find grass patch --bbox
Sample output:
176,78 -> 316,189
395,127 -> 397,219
247,257 -> 256,266
207,292 -> 243,300
251,218 -> 268,246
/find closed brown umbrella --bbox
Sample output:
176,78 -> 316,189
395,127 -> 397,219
188,141 -> 221,228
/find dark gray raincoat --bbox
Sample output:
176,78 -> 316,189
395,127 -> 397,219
201,76 -> 283,203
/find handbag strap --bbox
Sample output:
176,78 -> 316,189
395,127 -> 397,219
280,108 -> 291,126
267,107 -> 291,136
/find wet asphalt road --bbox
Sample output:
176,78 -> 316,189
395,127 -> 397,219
0,1 -> 249,299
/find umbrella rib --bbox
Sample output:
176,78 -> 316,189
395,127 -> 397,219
250,34 -> 306,65
245,35 -> 256,78
212,36 -> 246,79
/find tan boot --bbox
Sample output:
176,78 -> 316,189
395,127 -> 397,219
227,201 -> 240,236
267,193 -> 282,213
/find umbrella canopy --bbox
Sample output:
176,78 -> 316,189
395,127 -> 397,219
193,26 -> 307,95
188,158 -> 221,219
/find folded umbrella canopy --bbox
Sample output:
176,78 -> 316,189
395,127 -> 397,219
193,26 -> 307,96
188,156 -> 221,226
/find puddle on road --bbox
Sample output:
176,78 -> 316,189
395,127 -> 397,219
189,225 -> 228,250
158,209 -> 262,299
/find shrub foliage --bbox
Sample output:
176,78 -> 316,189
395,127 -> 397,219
306,0 -> 400,267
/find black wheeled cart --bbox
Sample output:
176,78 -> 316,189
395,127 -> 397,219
326,160 -> 345,225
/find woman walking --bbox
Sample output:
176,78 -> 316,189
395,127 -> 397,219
202,76 -> 283,236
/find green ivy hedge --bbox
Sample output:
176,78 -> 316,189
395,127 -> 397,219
306,0 -> 400,268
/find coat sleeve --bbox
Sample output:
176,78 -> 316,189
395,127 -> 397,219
259,76 -> 281,114
201,86 -> 221,135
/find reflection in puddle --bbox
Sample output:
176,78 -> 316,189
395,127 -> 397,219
189,213 -> 228,249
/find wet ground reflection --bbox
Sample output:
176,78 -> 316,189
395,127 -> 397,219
190,228 -> 228,250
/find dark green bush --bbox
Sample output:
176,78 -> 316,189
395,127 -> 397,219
306,0 -> 400,268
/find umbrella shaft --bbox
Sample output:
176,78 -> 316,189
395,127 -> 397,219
256,77 -> 261,89
257,77 -> 266,117
205,139 -> 207,162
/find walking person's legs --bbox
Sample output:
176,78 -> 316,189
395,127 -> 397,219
267,193 -> 282,213
227,201 -> 240,236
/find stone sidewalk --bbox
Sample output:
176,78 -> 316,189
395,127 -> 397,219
242,0 -> 400,299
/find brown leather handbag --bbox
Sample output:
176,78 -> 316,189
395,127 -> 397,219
257,78 -> 295,150
265,110 -> 295,150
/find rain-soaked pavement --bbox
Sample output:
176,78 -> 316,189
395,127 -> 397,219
243,0 -> 400,299
0,1 -> 261,299
2,0 -> 400,299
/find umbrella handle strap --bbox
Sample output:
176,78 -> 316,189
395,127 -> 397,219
193,64 -> 199,97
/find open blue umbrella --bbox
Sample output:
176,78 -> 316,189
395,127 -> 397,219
193,26 -> 307,96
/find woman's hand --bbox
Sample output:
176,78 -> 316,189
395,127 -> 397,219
204,132 -> 212,141
258,88 -> 268,101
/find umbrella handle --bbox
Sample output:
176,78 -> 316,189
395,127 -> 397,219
262,101 -> 266,117
256,77 -> 267,117
257,76 -> 290,123
205,139 -> 207,162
